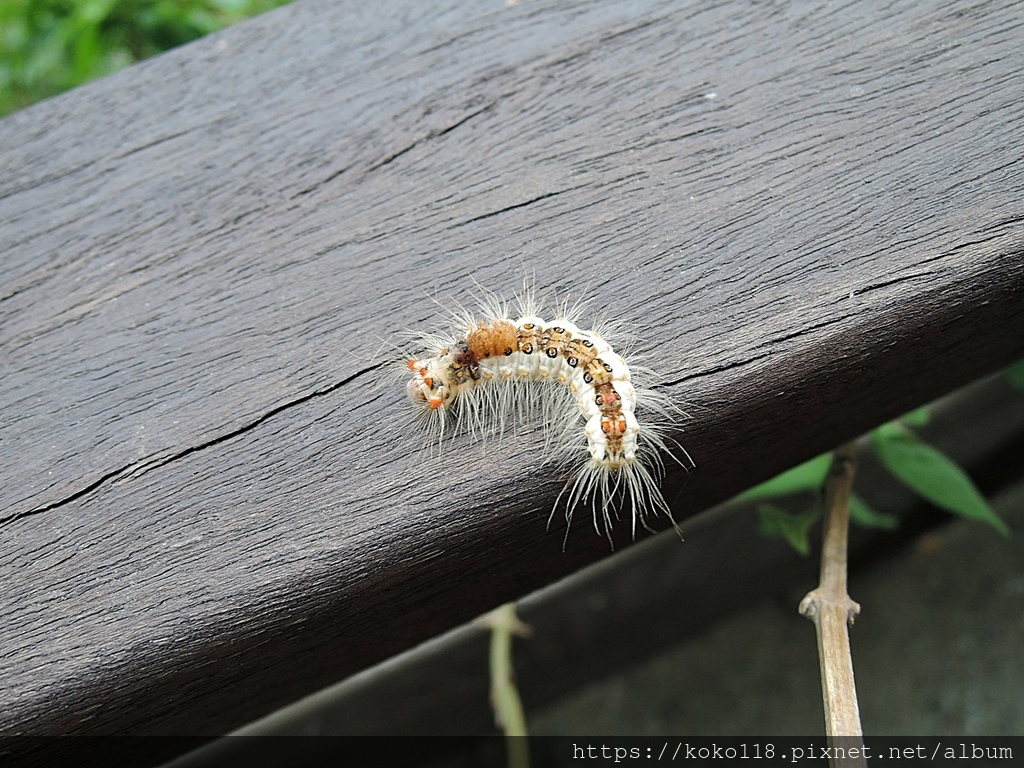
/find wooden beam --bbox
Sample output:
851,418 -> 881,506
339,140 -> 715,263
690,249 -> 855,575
1,0 -> 1022,743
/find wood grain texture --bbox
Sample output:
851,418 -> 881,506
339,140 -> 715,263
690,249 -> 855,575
1,0 -> 1023,742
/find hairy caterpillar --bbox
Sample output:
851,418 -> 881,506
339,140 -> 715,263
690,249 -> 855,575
404,289 -> 688,546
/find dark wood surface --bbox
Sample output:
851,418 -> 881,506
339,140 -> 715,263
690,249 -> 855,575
2,0 -> 1023,742
189,375 -> 1024,742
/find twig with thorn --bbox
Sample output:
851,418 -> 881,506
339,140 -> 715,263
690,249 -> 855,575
799,441 -> 867,765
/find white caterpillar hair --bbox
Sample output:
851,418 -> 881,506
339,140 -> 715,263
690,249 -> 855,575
402,288 -> 690,547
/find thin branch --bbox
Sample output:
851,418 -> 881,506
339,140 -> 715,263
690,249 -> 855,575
798,441 -> 866,765
481,603 -> 532,768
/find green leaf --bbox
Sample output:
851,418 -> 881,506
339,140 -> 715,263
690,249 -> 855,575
0,0 -> 295,118
756,503 -> 820,555
870,419 -> 904,442
871,424 -> 1009,536
738,453 -> 831,502
848,493 -> 899,530
899,406 -> 930,427
1007,359 -> 1024,391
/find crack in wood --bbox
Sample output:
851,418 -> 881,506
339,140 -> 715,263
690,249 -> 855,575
447,189 -> 572,228
0,158 -> 101,201
854,270 -> 936,296
117,128 -> 194,159
0,364 -> 384,528
364,100 -> 499,175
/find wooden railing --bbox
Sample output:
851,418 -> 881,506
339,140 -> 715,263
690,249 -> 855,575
2,0 -> 1022,757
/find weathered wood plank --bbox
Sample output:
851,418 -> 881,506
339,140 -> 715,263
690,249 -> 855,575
178,373 -> 1024,744
1,0 -> 1023,744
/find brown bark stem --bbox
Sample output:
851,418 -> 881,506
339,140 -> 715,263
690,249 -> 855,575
798,441 -> 866,765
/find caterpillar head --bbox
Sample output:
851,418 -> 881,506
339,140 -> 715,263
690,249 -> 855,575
406,357 -> 455,410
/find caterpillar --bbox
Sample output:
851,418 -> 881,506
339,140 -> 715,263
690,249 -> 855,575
403,289 -> 688,546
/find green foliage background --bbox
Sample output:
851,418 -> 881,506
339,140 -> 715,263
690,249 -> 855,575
0,0 -> 290,116
743,392 -> 1017,555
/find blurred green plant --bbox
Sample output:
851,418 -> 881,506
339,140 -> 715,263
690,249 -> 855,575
0,0 -> 290,116
1007,359 -> 1024,392
742,397 -> 1012,555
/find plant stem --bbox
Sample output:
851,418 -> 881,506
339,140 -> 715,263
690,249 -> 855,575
798,441 -> 866,765
484,603 -> 531,768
